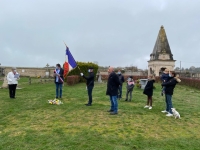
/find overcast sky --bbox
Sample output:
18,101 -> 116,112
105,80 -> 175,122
0,0 -> 200,69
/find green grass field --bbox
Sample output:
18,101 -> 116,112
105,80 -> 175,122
0,78 -> 200,150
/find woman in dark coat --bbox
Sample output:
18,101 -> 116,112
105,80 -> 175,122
143,75 -> 155,109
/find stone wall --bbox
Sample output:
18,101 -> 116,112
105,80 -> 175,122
4,67 -> 55,77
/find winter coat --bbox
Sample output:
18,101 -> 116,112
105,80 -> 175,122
106,72 -> 121,96
162,77 -> 181,95
126,81 -> 134,91
160,73 -> 169,83
143,79 -> 155,96
83,72 -> 94,87
54,68 -> 64,84
7,71 -> 20,85
118,74 -> 124,85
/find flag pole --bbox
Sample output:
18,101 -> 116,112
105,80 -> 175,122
63,41 -> 67,86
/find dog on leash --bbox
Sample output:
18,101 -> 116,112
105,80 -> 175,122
171,108 -> 181,119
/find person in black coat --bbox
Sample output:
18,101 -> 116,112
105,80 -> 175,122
117,70 -> 125,99
143,75 -> 155,110
80,67 -> 94,106
54,64 -> 64,98
161,71 -> 181,117
106,66 -> 121,115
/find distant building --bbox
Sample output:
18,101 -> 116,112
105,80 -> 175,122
148,25 -> 176,76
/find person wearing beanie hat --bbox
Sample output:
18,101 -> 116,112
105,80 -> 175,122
7,67 -> 20,99
80,67 -> 94,106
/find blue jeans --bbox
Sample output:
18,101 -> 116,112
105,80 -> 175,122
110,96 -> 118,113
165,94 -> 173,114
118,85 -> 123,98
55,82 -> 63,98
87,86 -> 94,104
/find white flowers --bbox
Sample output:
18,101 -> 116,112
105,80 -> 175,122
48,99 -> 63,105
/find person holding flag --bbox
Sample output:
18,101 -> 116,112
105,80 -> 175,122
54,63 -> 64,99
80,67 -> 94,106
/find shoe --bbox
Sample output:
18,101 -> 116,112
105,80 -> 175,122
166,113 -> 173,117
144,105 -> 149,108
107,110 -> 114,112
149,106 -> 152,109
161,110 -> 168,113
110,112 -> 118,115
85,104 -> 92,106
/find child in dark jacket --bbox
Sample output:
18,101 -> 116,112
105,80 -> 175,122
160,68 -> 169,96
143,75 -> 155,109
125,76 -> 134,101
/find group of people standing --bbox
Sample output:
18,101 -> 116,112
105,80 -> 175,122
143,68 -> 181,117
79,66 -> 135,115
6,65 -> 181,117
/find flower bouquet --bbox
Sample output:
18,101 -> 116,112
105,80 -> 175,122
48,99 -> 63,105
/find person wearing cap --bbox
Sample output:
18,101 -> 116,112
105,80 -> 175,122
54,63 -> 64,99
7,67 -> 20,99
80,67 -> 94,106
106,66 -> 121,115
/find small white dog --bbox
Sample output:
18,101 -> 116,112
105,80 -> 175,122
171,108 -> 181,119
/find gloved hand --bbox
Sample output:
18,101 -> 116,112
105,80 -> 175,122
80,73 -> 84,76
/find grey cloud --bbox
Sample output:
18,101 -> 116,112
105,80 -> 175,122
0,0 -> 200,69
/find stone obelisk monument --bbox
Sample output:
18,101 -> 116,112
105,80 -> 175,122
148,25 -> 176,76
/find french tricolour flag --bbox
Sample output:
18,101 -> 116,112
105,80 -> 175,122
63,47 -> 77,78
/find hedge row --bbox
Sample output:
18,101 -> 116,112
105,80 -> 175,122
66,75 -> 80,86
100,75 -> 161,83
67,62 -> 98,82
179,77 -> 200,89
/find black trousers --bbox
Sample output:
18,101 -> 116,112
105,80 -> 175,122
87,86 -> 94,104
8,84 -> 17,98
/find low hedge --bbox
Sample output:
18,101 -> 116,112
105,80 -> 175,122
179,77 -> 200,89
66,75 -> 80,86
67,62 -> 98,82
101,75 -> 161,83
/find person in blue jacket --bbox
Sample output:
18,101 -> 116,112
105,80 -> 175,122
160,68 -> 169,96
54,64 -> 64,99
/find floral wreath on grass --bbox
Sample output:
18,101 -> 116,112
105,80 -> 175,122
48,99 -> 63,105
